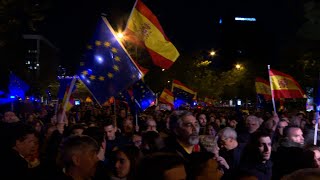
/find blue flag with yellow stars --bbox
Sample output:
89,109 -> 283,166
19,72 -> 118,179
132,80 -> 156,111
8,73 -> 29,99
78,16 -> 143,105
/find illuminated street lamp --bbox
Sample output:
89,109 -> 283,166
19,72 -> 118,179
235,64 -> 241,70
162,69 -> 165,71
209,51 -> 216,56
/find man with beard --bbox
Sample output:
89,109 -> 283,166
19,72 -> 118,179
164,111 -> 203,167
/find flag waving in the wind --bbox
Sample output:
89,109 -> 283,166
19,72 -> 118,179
8,73 -> 29,99
78,16 -> 144,105
159,88 -> 174,108
269,69 -> 306,99
171,80 -> 197,99
125,0 -> 180,69
255,77 -> 271,100
131,79 -> 156,111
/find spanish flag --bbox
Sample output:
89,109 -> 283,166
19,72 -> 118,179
255,77 -> 271,100
159,88 -> 174,107
125,0 -> 179,69
62,84 -> 76,111
171,80 -> 197,99
269,69 -> 306,99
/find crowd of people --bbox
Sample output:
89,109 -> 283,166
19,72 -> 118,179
0,102 -> 320,180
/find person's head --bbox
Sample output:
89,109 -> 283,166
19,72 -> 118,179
308,146 -> 320,168
216,127 -> 238,151
70,124 -> 86,136
169,110 -> 200,146
136,152 -> 186,180
246,115 -> 260,133
9,123 -> 38,157
197,113 -> 207,127
247,131 -> 272,163
119,109 -> 127,119
204,123 -> 217,136
142,131 -> 164,153
31,119 -> 44,133
103,120 -> 117,140
59,135 -> 99,179
44,123 -> 57,140
228,117 -> 238,129
132,134 -> 142,149
283,125 -> 304,145
296,111 -> 306,120
146,119 -> 157,132
112,145 -> 141,179
277,120 -> 289,136
123,118 -> 134,134
3,111 -> 19,123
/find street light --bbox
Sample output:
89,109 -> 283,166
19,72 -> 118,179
235,64 -> 241,70
162,69 -> 165,71
209,51 -> 216,56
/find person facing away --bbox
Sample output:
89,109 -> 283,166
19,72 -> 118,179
54,135 -> 100,180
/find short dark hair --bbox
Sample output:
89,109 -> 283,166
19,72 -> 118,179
250,130 -> 271,146
8,123 -> 36,148
102,118 -> 115,128
283,125 -> 301,138
59,135 -> 99,169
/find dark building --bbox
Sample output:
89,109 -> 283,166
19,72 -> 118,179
22,34 -> 60,92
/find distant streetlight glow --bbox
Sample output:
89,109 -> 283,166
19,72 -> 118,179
167,80 -> 171,83
210,51 -> 216,56
235,64 -> 241,70
162,69 -> 165,71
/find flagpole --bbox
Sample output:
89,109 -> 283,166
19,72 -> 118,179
77,77 -> 102,108
314,72 -> 320,145
124,0 -> 138,31
267,65 -> 277,113
60,76 -> 77,124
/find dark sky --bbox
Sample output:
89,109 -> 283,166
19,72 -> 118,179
42,0 -> 305,72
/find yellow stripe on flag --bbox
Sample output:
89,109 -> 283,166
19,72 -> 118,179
127,9 -> 179,62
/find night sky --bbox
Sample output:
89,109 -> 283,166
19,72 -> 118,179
42,0 -> 305,72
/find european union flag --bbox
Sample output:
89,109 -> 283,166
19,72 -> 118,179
172,87 -> 195,109
173,88 -> 194,102
8,73 -> 29,99
132,80 -> 156,111
78,17 -> 143,104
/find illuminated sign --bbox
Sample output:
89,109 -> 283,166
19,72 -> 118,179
235,17 -> 256,22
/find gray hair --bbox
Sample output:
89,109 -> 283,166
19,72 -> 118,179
169,110 -> 193,130
217,127 -> 237,140
246,115 -> 260,123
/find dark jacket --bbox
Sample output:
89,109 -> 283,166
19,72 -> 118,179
272,139 -> 314,180
241,160 -> 273,180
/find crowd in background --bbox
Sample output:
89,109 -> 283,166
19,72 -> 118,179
1,101 -> 320,180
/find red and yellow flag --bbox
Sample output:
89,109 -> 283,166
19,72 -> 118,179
125,0 -> 179,69
255,77 -> 271,100
62,85 -> 76,111
269,69 -> 306,99
159,88 -> 174,107
171,80 -> 197,99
